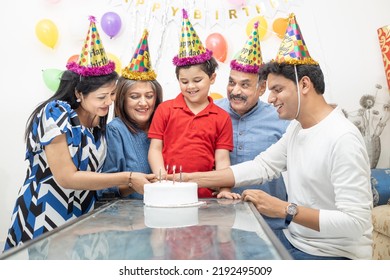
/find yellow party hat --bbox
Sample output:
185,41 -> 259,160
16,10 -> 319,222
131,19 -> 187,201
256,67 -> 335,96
274,13 -> 318,65
173,9 -> 212,66
231,21 -> 263,73
122,29 -> 157,80
66,16 -> 115,76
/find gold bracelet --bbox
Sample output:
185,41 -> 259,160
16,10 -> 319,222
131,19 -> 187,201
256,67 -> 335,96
128,171 -> 133,188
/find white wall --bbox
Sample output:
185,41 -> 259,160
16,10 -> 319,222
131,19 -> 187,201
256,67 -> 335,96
1,0 -> 389,244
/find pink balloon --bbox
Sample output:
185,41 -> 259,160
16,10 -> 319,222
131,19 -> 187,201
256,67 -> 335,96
101,12 -> 122,39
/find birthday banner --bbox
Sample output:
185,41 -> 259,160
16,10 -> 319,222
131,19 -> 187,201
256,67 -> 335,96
110,0 -> 301,28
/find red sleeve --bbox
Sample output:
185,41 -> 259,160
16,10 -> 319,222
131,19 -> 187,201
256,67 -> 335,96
148,102 -> 167,140
215,113 -> 234,151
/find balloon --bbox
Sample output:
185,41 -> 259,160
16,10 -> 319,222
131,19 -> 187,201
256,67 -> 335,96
35,19 -> 59,49
67,54 -> 79,64
228,0 -> 246,7
42,69 -> 63,92
273,17 -> 288,39
210,92 -> 224,100
246,16 -> 268,41
108,53 -> 122,75
206,33 -> 228,63
101,12 -> 122,39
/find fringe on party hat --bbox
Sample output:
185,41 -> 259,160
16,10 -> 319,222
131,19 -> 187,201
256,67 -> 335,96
66,16 -> 115,76
274,13 -> 318,65
122,29 -> 157,80
173,9 -> 212,66
231,21 -> 263,73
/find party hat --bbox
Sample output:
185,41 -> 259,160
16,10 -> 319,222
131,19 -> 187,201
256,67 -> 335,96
122,29 -> 157,80
173,9 -> 212,66
274,13 -> 318,65
231,21 -> 263,73
66,16 -> 115,76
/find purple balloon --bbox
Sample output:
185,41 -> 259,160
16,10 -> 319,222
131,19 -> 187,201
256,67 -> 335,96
101,12 -> 122,39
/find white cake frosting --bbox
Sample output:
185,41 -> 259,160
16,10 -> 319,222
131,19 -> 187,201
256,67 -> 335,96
143,180 -> 198,207
144,206 -> 199,228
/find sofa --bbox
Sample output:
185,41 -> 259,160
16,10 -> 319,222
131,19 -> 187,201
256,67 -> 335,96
371,168 -> 390,259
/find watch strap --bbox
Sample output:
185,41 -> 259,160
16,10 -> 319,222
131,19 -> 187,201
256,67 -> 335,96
285,213 -> 294,227
285,203 -> 298,227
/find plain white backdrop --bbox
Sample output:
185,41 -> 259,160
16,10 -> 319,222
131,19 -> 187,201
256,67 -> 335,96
0,0 -> 389,246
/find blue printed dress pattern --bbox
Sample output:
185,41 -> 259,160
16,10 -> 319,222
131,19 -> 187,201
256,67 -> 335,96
4,100 -> 106,251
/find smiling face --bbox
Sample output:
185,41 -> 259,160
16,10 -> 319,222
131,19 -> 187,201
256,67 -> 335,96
124,81 -> 157,130
76,81 -> 117,126
177,65 -> 216,106
267,73 -> 299,120
226,70 -> 265,116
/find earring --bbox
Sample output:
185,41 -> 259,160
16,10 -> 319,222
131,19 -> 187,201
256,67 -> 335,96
76,98 -> 81,103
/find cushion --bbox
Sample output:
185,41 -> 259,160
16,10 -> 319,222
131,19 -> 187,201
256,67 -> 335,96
372,204 -> 390,237
371,168 -> 390,206
372,230 -> 390,260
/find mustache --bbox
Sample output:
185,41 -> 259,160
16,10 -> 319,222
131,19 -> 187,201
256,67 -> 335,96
229,93 -> 248,101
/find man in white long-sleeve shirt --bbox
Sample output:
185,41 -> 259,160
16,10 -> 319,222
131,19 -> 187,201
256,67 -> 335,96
173,14 -> 373,260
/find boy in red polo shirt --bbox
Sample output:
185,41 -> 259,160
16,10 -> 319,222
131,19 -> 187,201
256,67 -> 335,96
148,9 -> 239,199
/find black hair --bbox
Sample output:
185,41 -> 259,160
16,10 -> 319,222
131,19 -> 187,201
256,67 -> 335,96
175,56 -> 219,79
259,62 -> 325,95
24,70 -> 119,142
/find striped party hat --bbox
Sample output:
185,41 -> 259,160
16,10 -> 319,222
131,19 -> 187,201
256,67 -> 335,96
66,16 -> 115,76
122,29 -> 157,80
231,21 -> 264,73
173,9 -> 212,66
274,13 -> 318,65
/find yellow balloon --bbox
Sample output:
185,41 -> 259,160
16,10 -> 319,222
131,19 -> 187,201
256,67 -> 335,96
272,17 -> 288,39
210,92 -> 224,100
108,53 -> 122,75
246,16 -> 268,41
35,19 -> 59,49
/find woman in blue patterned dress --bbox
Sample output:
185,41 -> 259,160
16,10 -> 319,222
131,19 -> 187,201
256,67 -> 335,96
3,69 -> 156,252
3,17 -> 157,252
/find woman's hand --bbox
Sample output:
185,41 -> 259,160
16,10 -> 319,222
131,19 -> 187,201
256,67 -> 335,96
131,172 -> 157,194
119,172 -> 157,197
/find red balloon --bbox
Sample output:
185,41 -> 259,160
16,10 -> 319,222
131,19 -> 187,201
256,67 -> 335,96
206,33 -> 228,63
67,54 -> 79,63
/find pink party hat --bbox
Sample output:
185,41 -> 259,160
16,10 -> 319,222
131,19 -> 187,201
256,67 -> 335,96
66,16 -> 115,76
122,29 -> 157,80
274,13 -> 318,65
231,21 -> 263,73
173,9 -> 213,66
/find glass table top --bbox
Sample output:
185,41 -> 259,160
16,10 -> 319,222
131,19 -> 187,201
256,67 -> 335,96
1,199 -> 292,260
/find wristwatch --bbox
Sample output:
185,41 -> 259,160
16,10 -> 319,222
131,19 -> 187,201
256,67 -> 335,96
285,203 -> 298,227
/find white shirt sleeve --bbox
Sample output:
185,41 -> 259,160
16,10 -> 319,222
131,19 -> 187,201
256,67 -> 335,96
231,124 -> 290,188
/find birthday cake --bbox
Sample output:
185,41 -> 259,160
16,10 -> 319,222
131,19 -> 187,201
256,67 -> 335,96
144,206 -> 199,228
143,181 -> 198,207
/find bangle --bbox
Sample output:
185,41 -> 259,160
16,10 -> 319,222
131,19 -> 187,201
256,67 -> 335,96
128,172 -> 133,188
